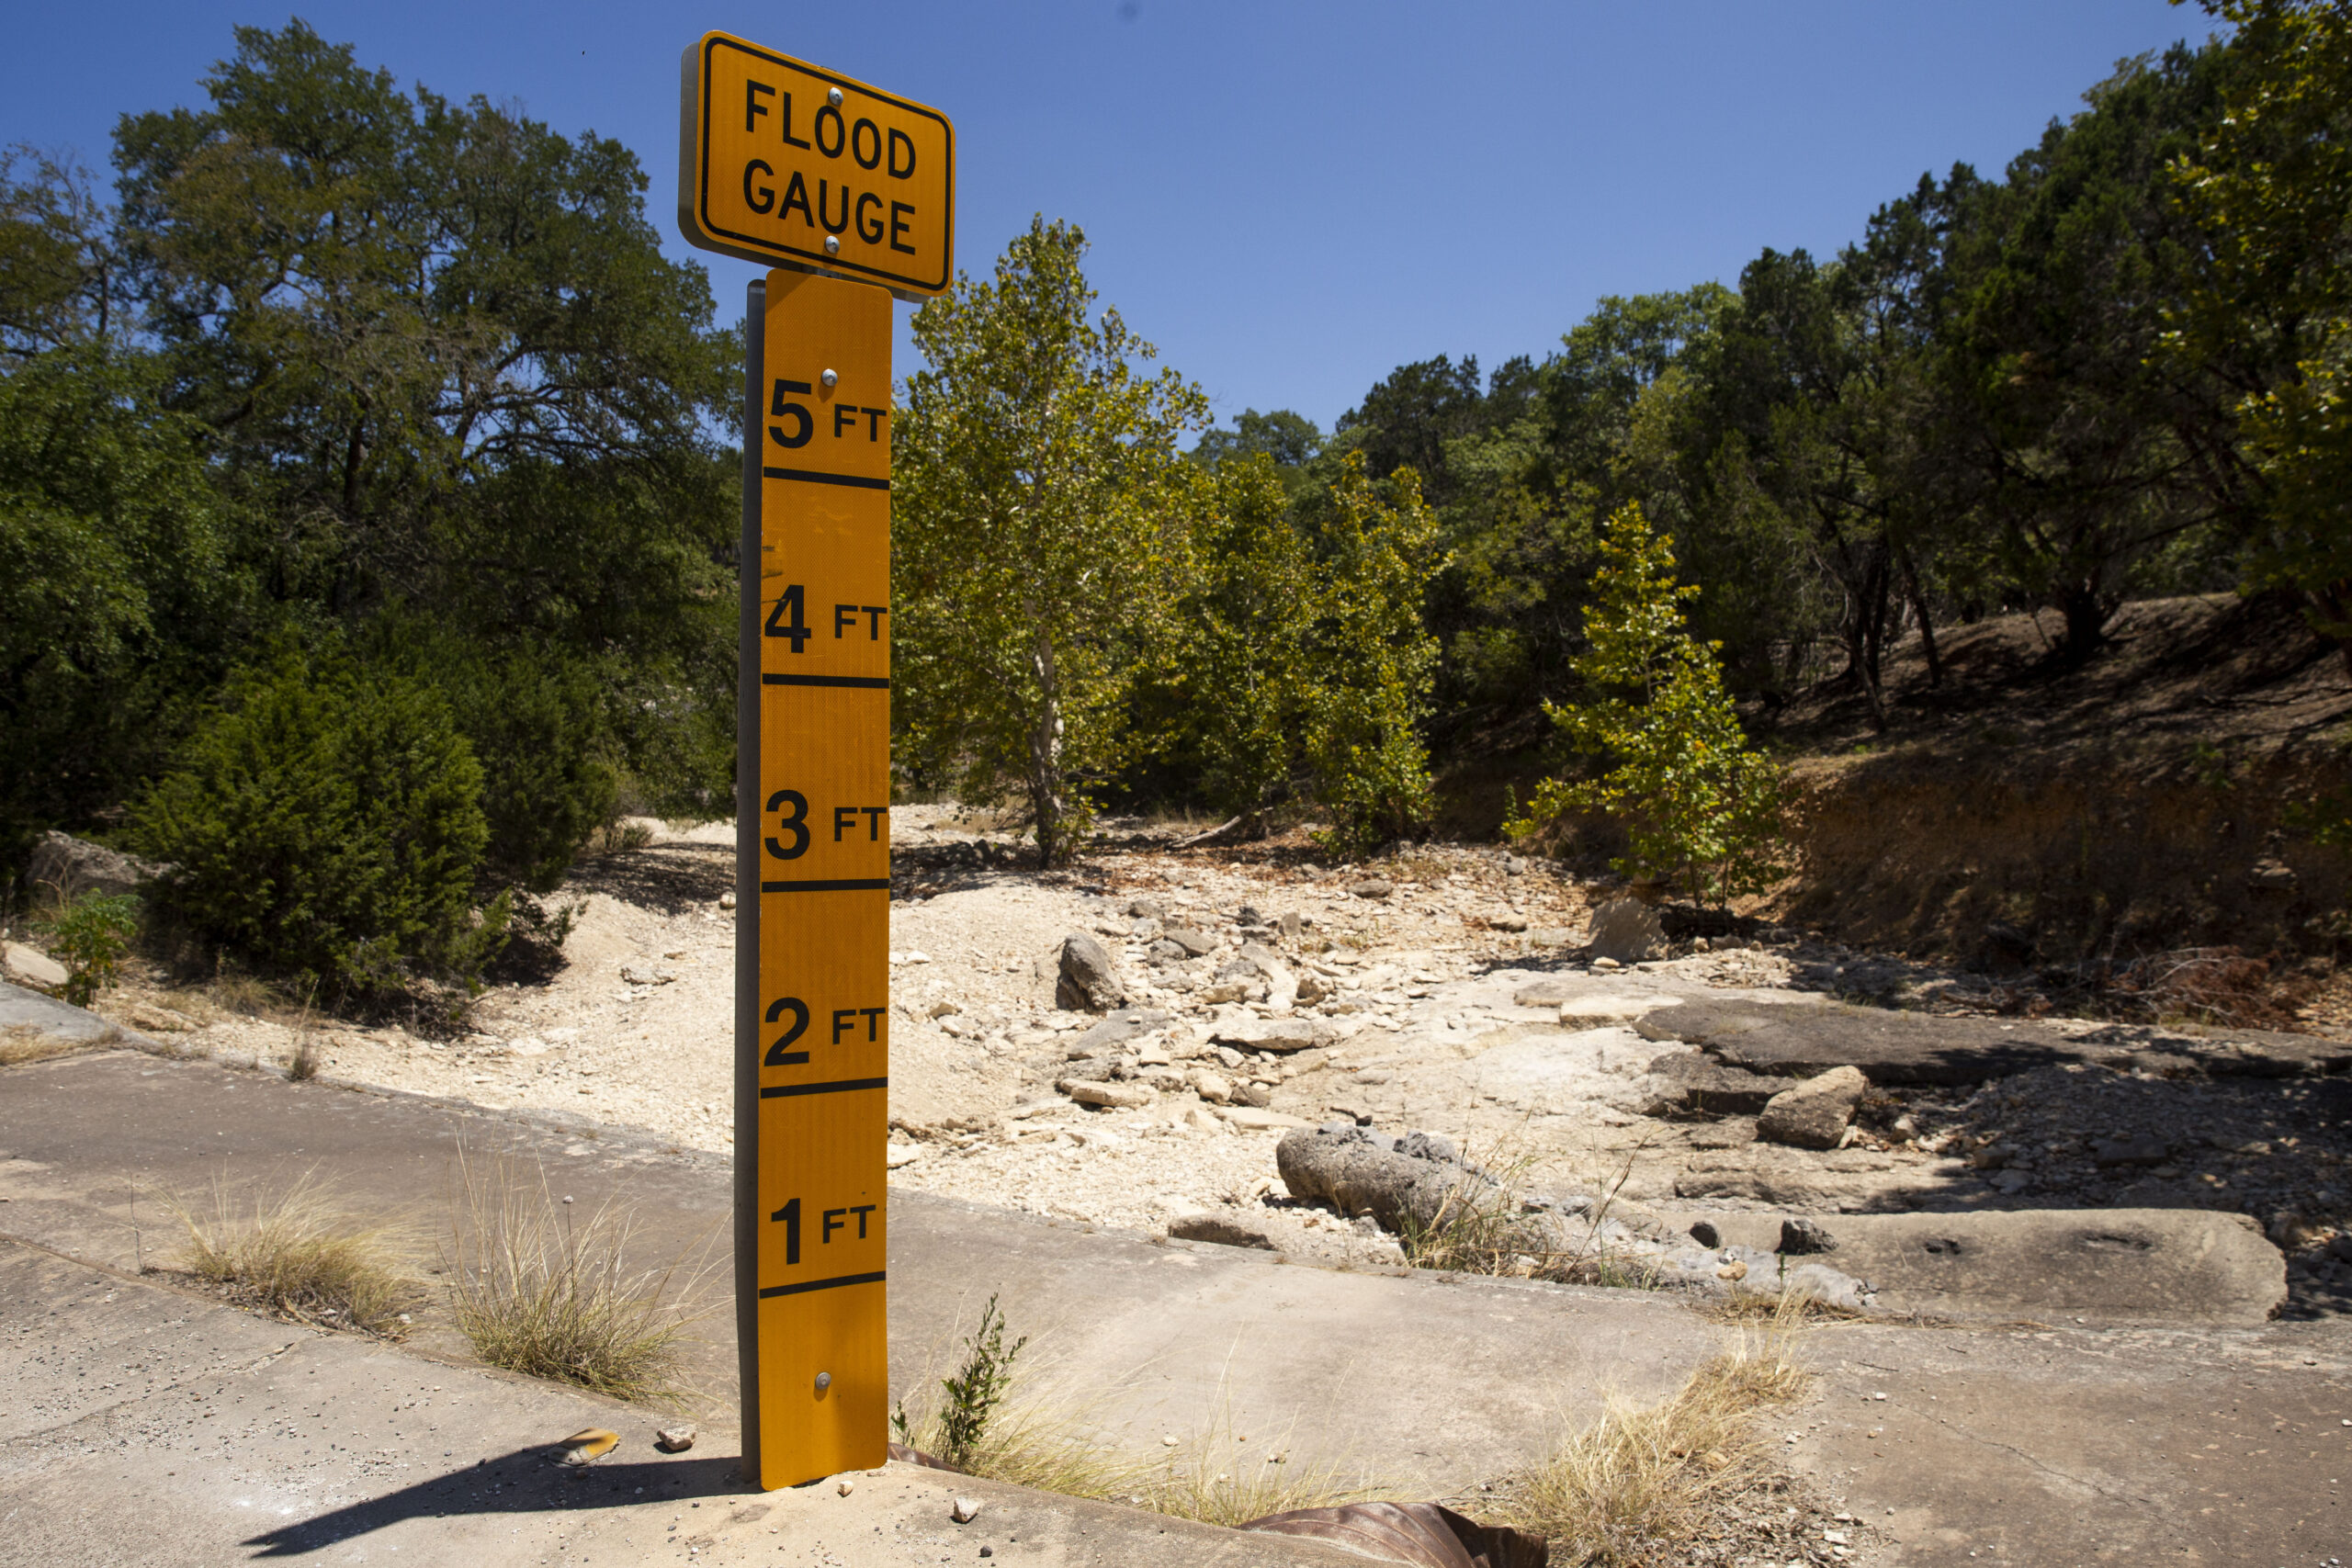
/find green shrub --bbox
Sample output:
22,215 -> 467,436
1508,503 -> 1788,905
366,619 -> 619,895
131,651 -> 504,995
39,891 -> 141,1007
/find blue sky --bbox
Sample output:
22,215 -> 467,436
1,2 -> 2215,433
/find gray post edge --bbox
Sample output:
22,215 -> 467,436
676,41 -> 701,246
735,276 -> 765,1485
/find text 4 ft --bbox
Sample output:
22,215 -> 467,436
765,585 -> 888,653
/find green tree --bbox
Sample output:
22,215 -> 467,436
1930,43 -> 2240,660
1296,456 -> 1448,850
1192,408 -> 1323,473
362,615 -> 619,895
0,145 -> 119,356
111,21 -> 737,828
893,218 -> 1208,865
1509,504 -> 1786,906
1167,455 -> 1315,824
1334,354 -> 1487,508
0,344 -> 255,856
1165,451 -> 1446,844
2170,0 -> 2352,662
1671,243 -> 1948,721
131,649 -> 503,996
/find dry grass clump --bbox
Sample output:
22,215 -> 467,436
1143,1407 -> 1391,1528
1499,1303 -> 1811,1563
895,1391 -> 1157,1501
896,1393 -> 1385,1525
0,1022 -> 101,1066
167,1171 -> 422,1337
443,1156 -> 711,1404
891,1307 -> 1385,1525
207,970 -> 294,1021
1399,1143 -> 1661,1291
1704,1288 -> 1867,1325
285,1031 -> 322,1081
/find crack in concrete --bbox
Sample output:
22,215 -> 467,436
1902,1402 -> 2164,1511
1,1238 -> 309,1443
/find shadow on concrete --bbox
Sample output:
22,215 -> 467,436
241,1449 -> 751,1556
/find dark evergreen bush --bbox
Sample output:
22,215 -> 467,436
131,652 -> 504,994
366,617 -> 620,896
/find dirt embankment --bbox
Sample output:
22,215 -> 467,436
1771,594 -> 2352,975
1456,594 -> 2352,985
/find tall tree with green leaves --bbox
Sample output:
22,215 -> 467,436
893,218 -> 1208,865
0,146 -> 119,357
1166,454 -> 1314,826
0,344 -> 254,857
1930,43 -> 2240,659
2170,0 -> 2352,664
1509,504 -> 1786,906
1167,451 -> 1446,846
1296,454 -> 1448,850
110,22 -> 737,818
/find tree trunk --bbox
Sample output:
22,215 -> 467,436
1902,558 -> 1942,688
1026,630 -> 1067,866
2309,581 -> 2352,679
2053,582 -> 2109,664
1846,552 -> 1890,734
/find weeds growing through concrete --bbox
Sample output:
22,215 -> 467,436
890,1309 -> 1385,1523
895,1292 -> 1027,1468
284,985 -> 322,1080
0,1022 -> 91,1066
1704,1288 -> 1867,1326
165,1171 -> 421,1337
1498,1297 -> 1812,1562
895,1391 -> 1156,1501
443,1155 -> 711,1404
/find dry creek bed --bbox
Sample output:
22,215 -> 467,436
81,807 -> 2352,1314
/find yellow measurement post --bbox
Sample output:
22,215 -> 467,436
737,268 -> 895,1490
688,28 -> 952,1491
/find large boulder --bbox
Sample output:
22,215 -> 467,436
1756,1065 -> 1868,1149
3,942 -> 69,990
1274,1125 -> 1493,1232
27,830 -> 164,900
1586,897 -> 1666,964
1055,932 -> 1128,1012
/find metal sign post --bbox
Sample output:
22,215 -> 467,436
685,29 -> 954,1492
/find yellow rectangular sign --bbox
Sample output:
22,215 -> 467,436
682,32 -> 954,299
743,267 -> 894,1489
